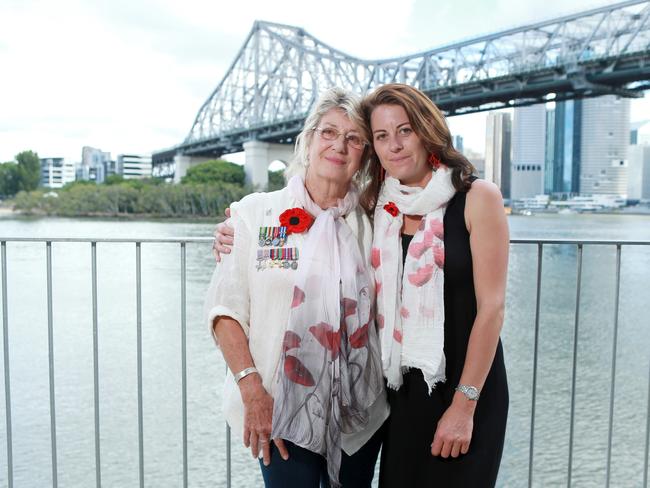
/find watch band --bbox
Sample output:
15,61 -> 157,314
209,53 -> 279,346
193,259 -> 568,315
455,384 -> 480,401
234,366 -> 259,383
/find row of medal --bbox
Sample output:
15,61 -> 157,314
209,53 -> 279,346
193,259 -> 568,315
259,226 -> 287,247
256,247 -> 299,271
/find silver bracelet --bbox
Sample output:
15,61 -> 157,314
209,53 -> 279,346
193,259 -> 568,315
234,366 -> 259,383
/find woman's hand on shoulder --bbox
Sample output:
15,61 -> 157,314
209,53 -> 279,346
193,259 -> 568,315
212,207 -> 235,262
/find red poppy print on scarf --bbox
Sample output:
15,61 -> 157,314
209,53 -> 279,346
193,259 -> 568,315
400,307 -> 410,319
341,298 -> 357,317
393,329 -> 403,343
284,355 -> 315,386
291,286 -> 305,308
433,246 -> 445,268
383,202 -> 399,217
375,280 -> 382,294
282,331 -> 301,352
309,322 -> 341,359
349,323 -> 369,348
428,219 -> 444,240
408,240 -> 428,259
279,208 -> 314,234
371,248 -> 381,269
408,263 -> 434,287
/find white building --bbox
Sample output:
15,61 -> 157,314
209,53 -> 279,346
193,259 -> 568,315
580,96 -> 630,196
117,154 -> 152,179
40,158 -> 76,188
627,145 -> 650,201
485,112 -> 512,199
511,104 -> 546,199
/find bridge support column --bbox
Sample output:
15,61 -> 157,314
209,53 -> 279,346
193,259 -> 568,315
243,140 -> 294,190
173,154 -> 212,183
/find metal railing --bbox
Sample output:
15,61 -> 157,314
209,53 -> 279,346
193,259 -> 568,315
1,237 -> 650,488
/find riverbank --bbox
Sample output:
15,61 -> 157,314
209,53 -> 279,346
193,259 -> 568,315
0,205 -> 16,217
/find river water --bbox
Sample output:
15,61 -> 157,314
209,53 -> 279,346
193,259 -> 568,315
0,213 -> 649,487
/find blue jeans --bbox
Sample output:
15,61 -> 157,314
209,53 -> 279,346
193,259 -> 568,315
259,426 -> 384,488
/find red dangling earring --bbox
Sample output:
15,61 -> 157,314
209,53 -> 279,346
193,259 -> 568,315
428,153 -> 441,169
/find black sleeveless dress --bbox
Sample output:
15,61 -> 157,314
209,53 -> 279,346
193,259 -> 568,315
378,181 -> 509,488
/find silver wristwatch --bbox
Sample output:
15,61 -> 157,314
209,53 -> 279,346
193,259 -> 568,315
455,384 -> 480,401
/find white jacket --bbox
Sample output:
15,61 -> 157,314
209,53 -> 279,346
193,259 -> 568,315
204,186 -> 388,455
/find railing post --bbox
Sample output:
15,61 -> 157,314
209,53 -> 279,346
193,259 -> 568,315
605,245 -> 622,487
181,242 -> 188,488
91,242 -> 101,488
567,243 -> 583,488
639,245 -> 650,488
46,242 -> 58,487
2,241 -> 13,488
528,242 -> 543,487
136,242 -> 144,488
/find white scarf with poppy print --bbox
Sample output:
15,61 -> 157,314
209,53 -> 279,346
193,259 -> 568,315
271,176 -> 384,488
373,167 -> 457,392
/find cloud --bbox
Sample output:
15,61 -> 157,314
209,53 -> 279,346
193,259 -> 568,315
0,0 -> 646,163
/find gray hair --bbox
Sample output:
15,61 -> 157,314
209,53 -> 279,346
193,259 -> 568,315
285,87 -> 371,182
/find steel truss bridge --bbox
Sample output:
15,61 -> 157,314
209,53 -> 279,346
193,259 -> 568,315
154,0 -> 650,165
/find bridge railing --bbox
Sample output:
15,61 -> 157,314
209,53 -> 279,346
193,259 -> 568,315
1,237 -> 649,487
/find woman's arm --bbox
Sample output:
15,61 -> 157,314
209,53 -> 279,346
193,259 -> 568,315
213,317 -> 288,464
205,203 -> 288,464
431,179 -> 509,459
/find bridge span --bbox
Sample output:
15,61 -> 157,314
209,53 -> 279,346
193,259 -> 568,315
154,0 -> 650,187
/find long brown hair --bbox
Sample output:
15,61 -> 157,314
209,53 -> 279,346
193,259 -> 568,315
359,83 -> 475,211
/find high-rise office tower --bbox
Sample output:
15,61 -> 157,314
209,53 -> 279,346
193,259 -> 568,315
580,95 -> 630,196
544,108 -> 555,194
511,104 -> 546,199
485,112 -> 512,199
547,99 -> 582,196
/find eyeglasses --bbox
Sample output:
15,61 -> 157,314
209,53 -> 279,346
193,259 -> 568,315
313,126 -> 368,150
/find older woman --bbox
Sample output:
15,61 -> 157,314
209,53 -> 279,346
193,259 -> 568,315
204,87 -> 388,488
361,83 -> 508,487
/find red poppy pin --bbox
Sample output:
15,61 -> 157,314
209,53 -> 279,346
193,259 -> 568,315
383,202 -> 399,217
279,207 -> 314,234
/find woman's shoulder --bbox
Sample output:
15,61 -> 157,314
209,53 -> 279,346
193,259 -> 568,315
464,179 -> 506,228
232,187 -> 291,221
466,178 -> 503,205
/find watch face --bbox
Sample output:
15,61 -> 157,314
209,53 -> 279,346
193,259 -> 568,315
458,385 -> 480,400
466,387 -> 479,400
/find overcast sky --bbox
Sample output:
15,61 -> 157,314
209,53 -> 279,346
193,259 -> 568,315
1,0 -> 648,164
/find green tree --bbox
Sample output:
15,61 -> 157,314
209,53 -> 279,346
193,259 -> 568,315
267,169 -> 286,191
104,174 -> 125,185
0,162 -> 21,197
15,150 -> 41,191
181,159 -> 245,185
